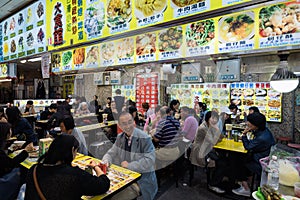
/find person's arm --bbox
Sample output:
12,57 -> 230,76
102,136 -> 121,165
78,167 -> 110,196
30,106 -> 36,114
152,121 -> 163,142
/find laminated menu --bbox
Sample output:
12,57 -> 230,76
72,156 -> 141,200
170,83 -> 230,113
230,82 -> 282,122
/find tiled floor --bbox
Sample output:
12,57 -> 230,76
154,166 -> 253,200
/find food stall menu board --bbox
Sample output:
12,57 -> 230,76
72,156 -> 141,200
112,85 -> 136,102
135,73 -> 159,112
230,82 -> 282,122
170,83 -> 230,113
258,1 -> 300,49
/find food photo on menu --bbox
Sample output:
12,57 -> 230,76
107,0 -> 132,27
218,12 -> 255,43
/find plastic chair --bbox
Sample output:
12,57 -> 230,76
276,137 -> 292,145
287,143 -> 300,150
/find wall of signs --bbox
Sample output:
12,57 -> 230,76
170,82 -> 282,122
48,0 -> 300,73
2,0 -> 46,61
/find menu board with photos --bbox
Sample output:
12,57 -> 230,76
115,37 -> 135,65
51,53 -> 62,73
85,45 -> 100,69
107,0 -> 132,34
0,63 -> 8,78
230,82 -> 282,122
136,33 -> 157,63
2,0 -> 46,61
72,47 -> 85,70
185,19 -> 216,57
217,10 -> 255,53
100,41 -> 116,67
61,50 -> 73,71
170,83 -> 230,113
258,1 -> 300,49
135,0 -> 168,27
135,73 -> 159,112
158,26 -> 184,60
112,85 -> 136,102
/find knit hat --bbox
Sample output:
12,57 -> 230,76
247,112 -> 266,130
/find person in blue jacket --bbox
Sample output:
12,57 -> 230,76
232,112 -> 275,197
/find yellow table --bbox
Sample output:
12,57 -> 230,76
9,151 -> 141,200
78,121 -> 117,132
36,119 -> 48,123
74,156 -> 141,200
214,139 -> 247,153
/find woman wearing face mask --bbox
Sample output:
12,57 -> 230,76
25,134 -> 110,200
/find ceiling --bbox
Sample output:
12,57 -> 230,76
0,0 -> 35,22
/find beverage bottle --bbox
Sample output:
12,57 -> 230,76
267,155 -> 279,190
37,111 -> 41,121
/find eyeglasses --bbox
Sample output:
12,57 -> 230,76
119,120 -> 134,127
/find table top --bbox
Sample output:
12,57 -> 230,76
22,114 -> 37,118
73,113 -> 99,120
78,121 -> 117,132
74,156 -> 141,200
214,139 -> 247,153
36,120 -> 48,123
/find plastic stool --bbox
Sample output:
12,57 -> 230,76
287,143 -> 300,150
276,137 -> 292,145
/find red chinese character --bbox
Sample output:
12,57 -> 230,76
72,6 -> 77,15
53,28 -> 63,46
54,14 -> 63,29
72,16 -> 77,24
72,0 -> 77,5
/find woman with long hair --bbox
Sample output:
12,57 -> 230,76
6,106 -> 37,145
0,122 -> 32,199
25,134 -> 110,200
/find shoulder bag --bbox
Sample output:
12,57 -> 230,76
33,165 -> 46,200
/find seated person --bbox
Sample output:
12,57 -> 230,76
0,107 -> 8,122
190,111 -> 225,193
0,122 -> 33,199
19,100 -> 36,115
76,102 -> 91,115
102,112 -> 157,200
6,107 -> 37,145
232,112 -> 275,197
25,134 -> 110,199
60,117 -> 88,155
47,103 -> 64,136
228,104 -> 241,124
152,107 -> 181,167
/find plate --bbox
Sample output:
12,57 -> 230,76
252,191 -> 260,200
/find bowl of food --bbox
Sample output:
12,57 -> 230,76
219,12 -> 255,43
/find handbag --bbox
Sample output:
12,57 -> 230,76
33,165 -> 47,200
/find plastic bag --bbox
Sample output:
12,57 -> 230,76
260,144 -> 300,187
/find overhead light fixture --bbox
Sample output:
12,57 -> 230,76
28,57 -> 42,62
20,60 -> 27,63
270,54 -> 299,93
